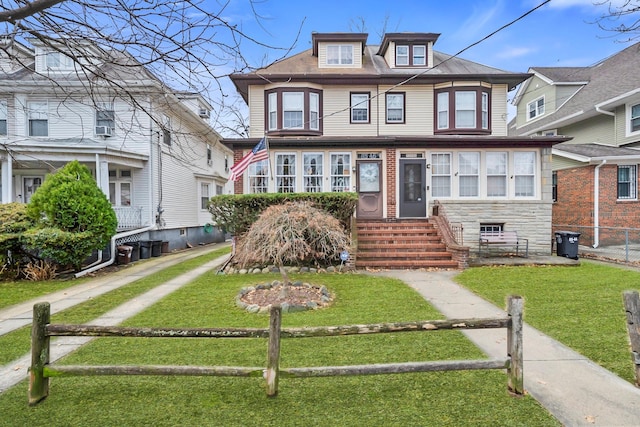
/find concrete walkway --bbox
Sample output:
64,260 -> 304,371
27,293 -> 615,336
2,250 -> 640,425
0,242 -> 231,394
372,270 -> 640,427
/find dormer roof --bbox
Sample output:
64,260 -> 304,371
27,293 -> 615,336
311,32 -> 368,57
376,32 -> 440,56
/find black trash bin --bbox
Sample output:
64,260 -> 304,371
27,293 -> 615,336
151,240 -> 163,257
140,240 -> 152,259
117,245 -> 133,265
555,231 -> 581,259
129,241 -> 140,262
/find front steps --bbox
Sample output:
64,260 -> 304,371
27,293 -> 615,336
355,219 -> 458,269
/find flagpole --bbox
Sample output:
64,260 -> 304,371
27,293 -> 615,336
265,132 -> 273,182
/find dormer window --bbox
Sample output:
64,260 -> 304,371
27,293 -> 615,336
395,44 -> 426,66
265,88 -> 322,135
46,51 -> 74,70
327,45 -> 353,65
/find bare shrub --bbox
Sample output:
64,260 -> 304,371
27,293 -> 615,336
234,201 -> 350,270
22,261 -> 57,282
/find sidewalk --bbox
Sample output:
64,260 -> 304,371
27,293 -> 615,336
0,242 -> 231,394
372,269 -> 640,427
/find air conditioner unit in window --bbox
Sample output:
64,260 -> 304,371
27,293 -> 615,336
95,126 -> 113,136
199,108 -> 210,118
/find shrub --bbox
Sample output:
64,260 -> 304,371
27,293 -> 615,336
0,203 -> 36,275
25,160 -> 117,271
234,201 -> 350,269
22,260 -> 57,281
209,192 -> 358,236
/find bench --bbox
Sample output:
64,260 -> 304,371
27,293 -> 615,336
479,231 -> 528,258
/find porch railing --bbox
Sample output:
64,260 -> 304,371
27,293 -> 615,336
113,206 -> 144,231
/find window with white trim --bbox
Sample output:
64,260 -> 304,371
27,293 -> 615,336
413,45 -> 426,66
303,153 -> 323,192
437,92 -> 449,130
514,152 -> 536,197
618,165 -> 637,200
0,101 -> 6,136
386,93 -> 404,123
527,96 -> 544,120
458,152 -> 479,197
351,93 -> 369,123
330,153 -> 351,192
268,92 -> 277,130
95,102 -> 115,135
276,153 -> 296,193
46,51 -> 74,70
431,153 -> 451,197
326,45 -> 353,65
283,92 -> 303,129
395,45 -> 409,66
456,92 -> 477,129
310,93 -> 319,130
248,160 -> 268,194
28,101 -> 48,137
480,223 -> 504,233
630,103 -> 640,133
200,182 -> 210,210
486,152 -> 507,197
109,169 -> 132,206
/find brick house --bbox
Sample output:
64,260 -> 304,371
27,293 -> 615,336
224,32 -> 569,267
510,42 -> 640,247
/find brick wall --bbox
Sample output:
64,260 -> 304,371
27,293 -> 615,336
554,164 -> 640,246
232,149 -> 243,194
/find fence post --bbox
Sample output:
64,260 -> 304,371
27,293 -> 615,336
623,291 -> 640,386
507,295 -> 524,395
29,302 -> 51,405
266,305 -> 282,397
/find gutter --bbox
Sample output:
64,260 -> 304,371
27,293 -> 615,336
74,226 -> 155,278
592,160 -> 606,248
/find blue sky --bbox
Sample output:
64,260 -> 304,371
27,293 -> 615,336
223,0 -> 633,75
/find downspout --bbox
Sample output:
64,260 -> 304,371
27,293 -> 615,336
74,225 -> 155,278
593,160 -> 606,248
82,154 -> 104,271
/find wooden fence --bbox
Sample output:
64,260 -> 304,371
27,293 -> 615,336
29,296 -> 523,405
623,291 -> 640,386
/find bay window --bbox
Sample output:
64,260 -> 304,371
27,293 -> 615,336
435,87 -> 491,133
265,88 -> 322,135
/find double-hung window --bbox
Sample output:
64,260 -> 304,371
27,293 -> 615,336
248,160 -> 268,193
28,101 -> 48,137
309,93 -> 319,130
395,44 -> 426,66
268,92 -> 277,130
618,165 -> 637,200
303,153 -> 323,192
514,152 -> 536,197
327,45 -> 353,65
351,93 -> 369,123
95,102 -> 115,136
200,183 -> 210,210
46,51 -> 74,70
413,45 -> 426,65
630,103 -> 640,133
276,154 -> 296,193
330,153 -> 351,192
396,45 -> 409,66
386,93 -> 405,123
0,101 -> 6,136
486,152 -> 507,197
458,152 -> 479,197
431,153 -> 451,197
456,91 -> 477,129
283,92 -> 304,129
527,96 -> 545,121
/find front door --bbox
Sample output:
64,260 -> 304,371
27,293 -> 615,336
399,159 -> 426,217
22,176 -> 43,203
356,160 -> 383,219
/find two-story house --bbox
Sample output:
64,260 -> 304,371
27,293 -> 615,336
224,32 -> 568,267
510,42 -> 640,248
0,37 -> 231,272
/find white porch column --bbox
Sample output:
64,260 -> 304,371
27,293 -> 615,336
1,154 -> 12,203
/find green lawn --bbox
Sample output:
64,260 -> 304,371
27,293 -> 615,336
455,261 -> 637,383
0,272 -> 557,426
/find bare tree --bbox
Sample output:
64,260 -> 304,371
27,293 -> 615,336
594,1 -> 640,41
0,0 -> 297,139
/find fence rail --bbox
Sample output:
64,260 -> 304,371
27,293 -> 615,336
29,297 -> 523,405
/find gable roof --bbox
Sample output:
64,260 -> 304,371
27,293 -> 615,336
513,42 -> 640,135
230,35 -> 531,102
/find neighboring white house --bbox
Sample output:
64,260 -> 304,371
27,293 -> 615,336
0,37 -> 231,269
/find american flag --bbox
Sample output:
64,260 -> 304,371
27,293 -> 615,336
228,137 -> 269,182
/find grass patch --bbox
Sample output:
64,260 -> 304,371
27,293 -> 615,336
0,247 -> 231,365
0,272 -> 558,426
456,261 -> 637,383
